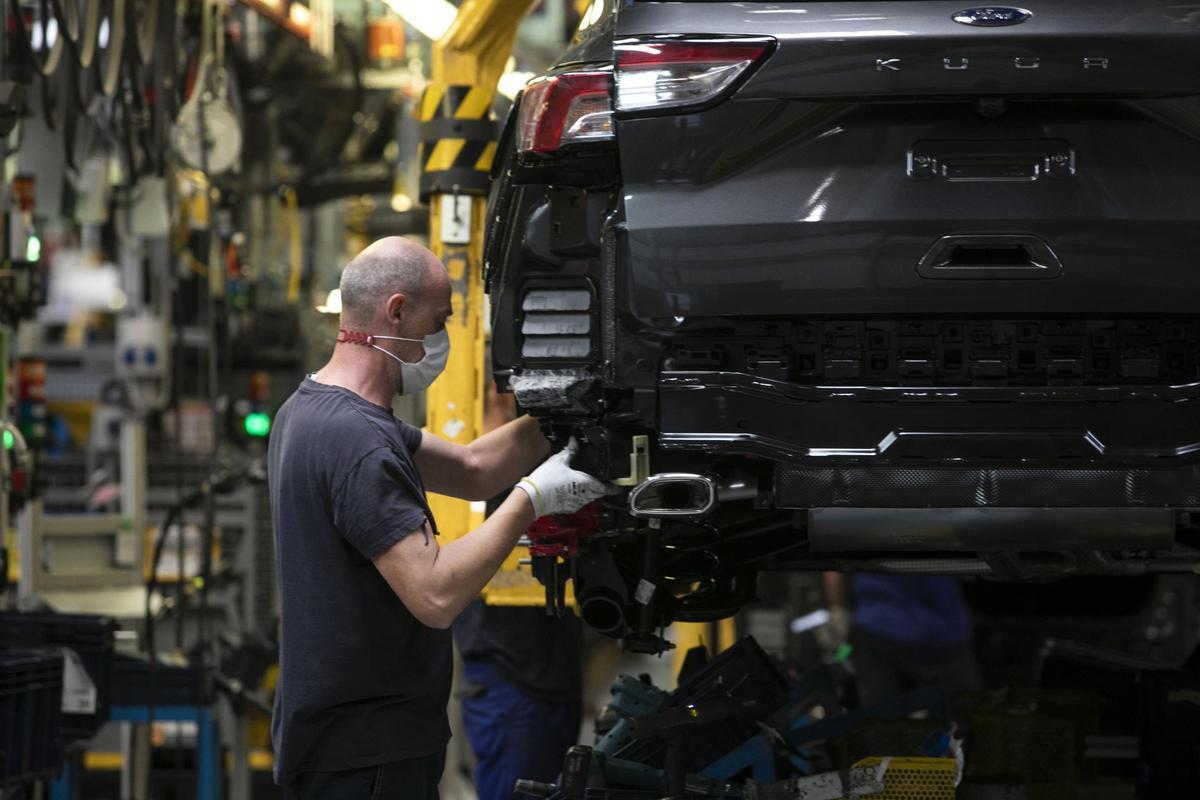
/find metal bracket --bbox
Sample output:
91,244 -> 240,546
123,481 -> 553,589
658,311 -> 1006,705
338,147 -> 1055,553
613,434 -> 650,487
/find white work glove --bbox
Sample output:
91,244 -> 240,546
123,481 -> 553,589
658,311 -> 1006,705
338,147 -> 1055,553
814,606 -> 851,655
516,438 -> 616,518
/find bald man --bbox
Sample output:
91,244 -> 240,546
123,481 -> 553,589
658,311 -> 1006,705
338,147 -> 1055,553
268,238 -> 611,799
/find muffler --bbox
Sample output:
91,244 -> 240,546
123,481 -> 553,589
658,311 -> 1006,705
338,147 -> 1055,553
628,473 -> 717,519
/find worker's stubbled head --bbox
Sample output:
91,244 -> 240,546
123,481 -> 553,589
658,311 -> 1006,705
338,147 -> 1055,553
337,236 -> 453,396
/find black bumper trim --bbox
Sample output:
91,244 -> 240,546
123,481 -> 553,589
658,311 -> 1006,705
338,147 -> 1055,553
659,371 -> 1200,466
775,464 -> 1200,509
808,507 -> 1177,551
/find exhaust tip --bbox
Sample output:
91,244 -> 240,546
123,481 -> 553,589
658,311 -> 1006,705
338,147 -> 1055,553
629,473 -> 717,519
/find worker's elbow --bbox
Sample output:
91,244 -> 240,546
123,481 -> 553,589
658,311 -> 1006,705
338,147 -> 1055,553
416,610 -> 454,630
412,592 -> 457,630
425,604 -> 456,630
385,579 -> 458,629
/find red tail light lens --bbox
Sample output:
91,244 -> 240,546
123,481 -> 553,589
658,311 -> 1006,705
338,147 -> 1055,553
517,71 -> 614,155
615,37 -> 774,113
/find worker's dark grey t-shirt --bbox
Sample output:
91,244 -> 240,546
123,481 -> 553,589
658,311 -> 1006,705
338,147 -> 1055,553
268,377 -> 451,782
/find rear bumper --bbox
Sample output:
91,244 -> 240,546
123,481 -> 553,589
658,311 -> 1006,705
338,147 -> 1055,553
658,371 -> 1200,508
774,465 -> 1200,508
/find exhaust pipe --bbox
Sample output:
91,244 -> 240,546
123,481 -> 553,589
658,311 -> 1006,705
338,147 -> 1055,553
574,549 -> 629,636
629,473 -> 717,519
578,591 -> 626,634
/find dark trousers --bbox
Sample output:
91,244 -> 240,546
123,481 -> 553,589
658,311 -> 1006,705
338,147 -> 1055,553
282,751 -> 445,800
461,660 -> 582,800
850,627 -> 982,707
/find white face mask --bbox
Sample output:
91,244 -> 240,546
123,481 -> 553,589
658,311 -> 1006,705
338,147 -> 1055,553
340,329 -> 451,395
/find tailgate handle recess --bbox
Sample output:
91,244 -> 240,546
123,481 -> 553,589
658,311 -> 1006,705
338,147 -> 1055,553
918,234 -> 1063,280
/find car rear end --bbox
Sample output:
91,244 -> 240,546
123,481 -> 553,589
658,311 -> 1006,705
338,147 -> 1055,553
488,0 -> 1200,573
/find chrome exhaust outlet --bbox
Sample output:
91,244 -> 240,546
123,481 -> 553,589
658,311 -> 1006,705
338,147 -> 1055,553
629,473 -> 717,519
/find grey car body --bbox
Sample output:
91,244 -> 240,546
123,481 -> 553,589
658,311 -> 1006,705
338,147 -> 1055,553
485,0 -> 1200,649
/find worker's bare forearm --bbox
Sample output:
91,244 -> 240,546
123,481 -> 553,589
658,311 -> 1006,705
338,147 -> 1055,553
822,571 -> 848,609
466,415 -> 550,499
424,489 -> 535,624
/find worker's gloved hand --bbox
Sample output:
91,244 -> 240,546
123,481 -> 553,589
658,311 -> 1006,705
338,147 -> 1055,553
516,438 -> 617,518
814,605 -> 851,656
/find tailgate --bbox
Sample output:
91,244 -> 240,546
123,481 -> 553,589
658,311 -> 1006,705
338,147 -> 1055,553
615,1 -> 1200,318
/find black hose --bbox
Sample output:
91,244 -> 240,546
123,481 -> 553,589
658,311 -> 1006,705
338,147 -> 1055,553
95,0 -> 127,97
11,0 -> 68,77
129,0 -> 160,66
144,503 -> 181,726
143,464 -> 265,724
64,0 -> 101,70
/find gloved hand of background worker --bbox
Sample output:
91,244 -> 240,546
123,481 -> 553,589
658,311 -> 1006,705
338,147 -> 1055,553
814,605 -> 852,656
516,437 -> 617,518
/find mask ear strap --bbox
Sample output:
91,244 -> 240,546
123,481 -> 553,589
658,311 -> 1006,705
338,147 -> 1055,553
338,330 -> 427,361
370,343 -> 409,368
338,329 -> 375,346
369,334 -> 424,343
338,328 -> 420,367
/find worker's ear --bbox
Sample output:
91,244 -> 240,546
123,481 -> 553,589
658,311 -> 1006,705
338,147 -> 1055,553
384,292 -> 407,325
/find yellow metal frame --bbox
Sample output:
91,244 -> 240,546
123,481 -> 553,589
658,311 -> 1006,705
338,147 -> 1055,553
422,0 -> 546,606
672,619 -> 739,677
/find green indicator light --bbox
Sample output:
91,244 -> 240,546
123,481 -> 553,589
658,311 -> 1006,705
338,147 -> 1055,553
244,412 -> 271,437
2,430 -> 13,450
833,643 -> 853,663
25,234 -> 41,263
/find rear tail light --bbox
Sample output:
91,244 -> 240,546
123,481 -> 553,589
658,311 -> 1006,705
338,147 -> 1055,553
615,37 -> 773,113
517,71 -> 614,155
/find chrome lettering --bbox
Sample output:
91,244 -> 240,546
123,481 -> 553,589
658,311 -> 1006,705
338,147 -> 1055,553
869,55 -> 1109,72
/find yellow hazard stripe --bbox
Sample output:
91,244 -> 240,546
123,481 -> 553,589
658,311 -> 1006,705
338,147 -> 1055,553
419,85 -> 446,121
419,84 -> 493,121
424,139 -> 467,172
453,87 -> 492,120
474,141 -> 497,172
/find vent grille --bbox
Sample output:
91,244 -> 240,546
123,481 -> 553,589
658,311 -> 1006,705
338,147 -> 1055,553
522,313 -> 590,335
521,287 -> 594,361
666,318 -> 1200,386
522,289 -> 590,311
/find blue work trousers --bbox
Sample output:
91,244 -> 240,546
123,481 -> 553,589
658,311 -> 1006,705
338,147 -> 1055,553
460,660 -> 582,800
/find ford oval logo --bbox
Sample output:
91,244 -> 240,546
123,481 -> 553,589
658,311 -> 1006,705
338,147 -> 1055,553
952,7 -> 1033,26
